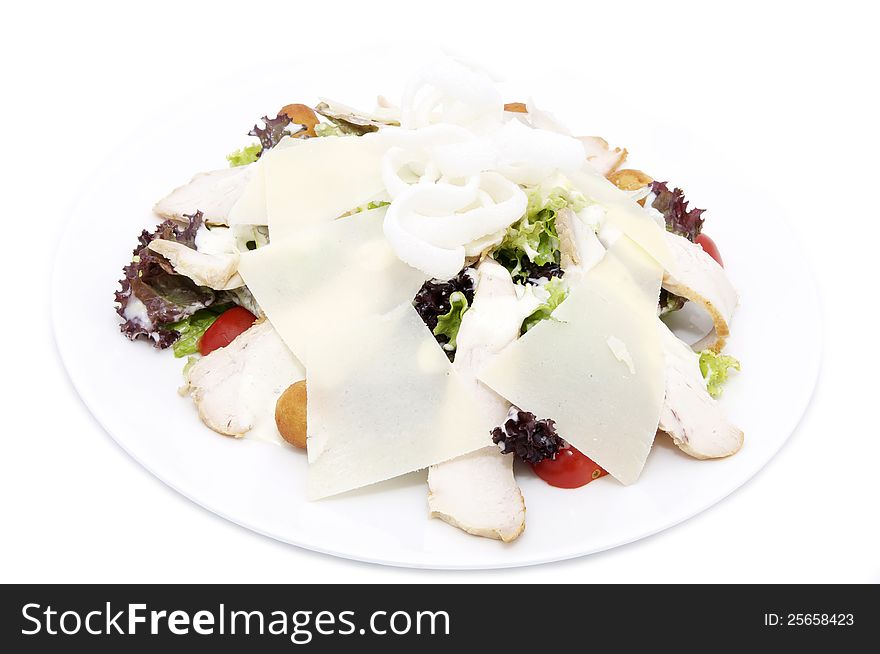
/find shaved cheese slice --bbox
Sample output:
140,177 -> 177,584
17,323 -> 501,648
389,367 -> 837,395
227,158 -> 268,226
478,237 -> 665,485
568,167 -> 674,274
606,335 -> 636,375
227,136 -> 317,227
264,134 -> 389,242
306,304 -> 494,499
236,207 -> 428,364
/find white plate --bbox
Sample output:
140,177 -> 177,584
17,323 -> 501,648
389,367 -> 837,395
52,50 -> 821,569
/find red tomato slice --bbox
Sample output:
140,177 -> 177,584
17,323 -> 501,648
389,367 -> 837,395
199,306 -> 257,355
695,233 -> 723,267
531,447 -> 607,489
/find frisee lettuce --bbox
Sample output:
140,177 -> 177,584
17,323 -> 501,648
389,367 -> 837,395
699,350 -> 741,398
433,291 -> 469,351
226,143 -> 262,167
493,186 -> 586,283
521,278 -> 569,333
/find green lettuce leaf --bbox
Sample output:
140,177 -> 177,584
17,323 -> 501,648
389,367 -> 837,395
168,307 -> 226,358
433,291 -> 469,351
226,143 -> 262,167
314,122 -> 344,138
699,350 -> 741,398
522,278 -> 569,333
493,186 -> 586,283
339,199 -> 391,218
353,200 -> 390,213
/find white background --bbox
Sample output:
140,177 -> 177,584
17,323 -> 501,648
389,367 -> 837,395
2,0 -> 877,583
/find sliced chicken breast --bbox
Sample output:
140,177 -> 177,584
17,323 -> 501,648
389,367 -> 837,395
428,259 -> 536,542
315,98 -> 401,130
154,166 -> 254,226
578,136 -> 627,177
657,320 -> 743,459
662,231 -> 739,352
147,239 -> 243,290
185,320 -> 305,446
427,447 -> 526,542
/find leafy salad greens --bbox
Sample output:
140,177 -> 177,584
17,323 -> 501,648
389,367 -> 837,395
700,350 -> 741,398
168,306 -> 227,357
433,291 -> 470,351
227,143 -> 261,167
522,277 -> 569,333
115,212 -> 217,348
493,186 -> 584,284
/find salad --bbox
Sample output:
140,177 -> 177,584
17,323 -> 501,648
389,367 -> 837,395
115,59 -> 741,542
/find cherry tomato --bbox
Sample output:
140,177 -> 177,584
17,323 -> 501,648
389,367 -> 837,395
199,306 -> 257,355
695,233 -> 723,267
531,447 -> 607,489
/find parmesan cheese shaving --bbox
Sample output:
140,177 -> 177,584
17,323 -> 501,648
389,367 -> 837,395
568,166 -> 674,274
606,335 -> 636,375
227,158 -> 267,226
235,207 -> 428,365
262,134 -> 390,242
478,236 -> 665,485
306,304 -> 495,500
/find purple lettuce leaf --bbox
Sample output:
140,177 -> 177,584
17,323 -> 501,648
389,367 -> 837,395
412,269 -> 476,360
650,181 -> 705,242
115,212 -> 218,348
491,410 -> 565,464
248,113 -> 293,154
